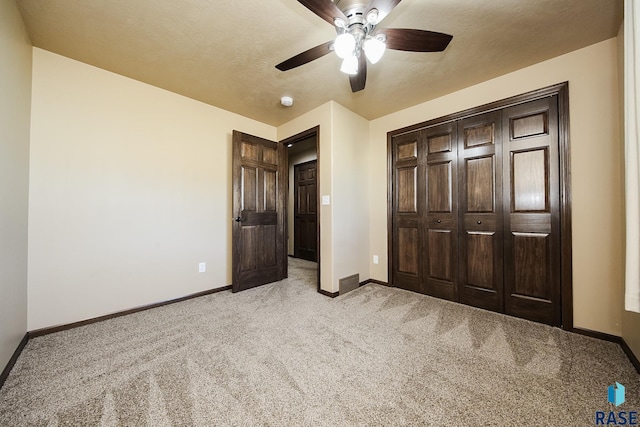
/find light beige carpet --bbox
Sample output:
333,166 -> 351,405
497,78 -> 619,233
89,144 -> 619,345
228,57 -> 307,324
0,258 -> 638,426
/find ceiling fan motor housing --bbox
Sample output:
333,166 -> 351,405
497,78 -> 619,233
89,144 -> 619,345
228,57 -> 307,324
334,1 -> 376,43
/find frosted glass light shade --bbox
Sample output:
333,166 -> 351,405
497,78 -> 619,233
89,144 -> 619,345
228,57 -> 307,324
334,33 -> 356,59
363,37 -> 386,64
340,54 -> 358,75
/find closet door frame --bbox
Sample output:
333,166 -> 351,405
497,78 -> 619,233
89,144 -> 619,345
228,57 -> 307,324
386,82 -> 573,330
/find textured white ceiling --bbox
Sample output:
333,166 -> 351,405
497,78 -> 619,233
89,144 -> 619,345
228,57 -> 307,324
17,0 -> 622,126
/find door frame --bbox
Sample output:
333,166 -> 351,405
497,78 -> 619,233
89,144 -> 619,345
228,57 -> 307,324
282,126 -> 321,292
386,82 -> 573,330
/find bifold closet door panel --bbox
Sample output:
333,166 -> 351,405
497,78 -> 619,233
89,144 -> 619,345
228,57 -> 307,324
423,122 -> 458,301
391,131 -> 424,293
457,111 -> 504,312
502,96 -> 562,326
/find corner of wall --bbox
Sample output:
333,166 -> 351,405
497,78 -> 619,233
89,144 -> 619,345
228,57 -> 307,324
328,102 -> 371,291
277,102 -> 334,292
619,5 -> 640,362
0,0 -> 32,369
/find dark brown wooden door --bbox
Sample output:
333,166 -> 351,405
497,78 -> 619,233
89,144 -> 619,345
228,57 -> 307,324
502,96 -> 561,326
232,131 -> 287,292
391,124 -> 458,299
294,160 -> 317,261
457,111 -> 504,312
423,122 -> 458,300
389,86 -> 567,327
391,130 -> 423,293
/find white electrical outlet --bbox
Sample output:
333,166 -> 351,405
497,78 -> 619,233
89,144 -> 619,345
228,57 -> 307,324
373,255 -> 379,264
198,262 -> 206,273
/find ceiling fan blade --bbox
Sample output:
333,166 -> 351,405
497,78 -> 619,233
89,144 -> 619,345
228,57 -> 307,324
349,55 -> 367,92
276,41 -> 333,71
377,28 -> 453,52
298,0 -> 348,26
365,0 -> 402,24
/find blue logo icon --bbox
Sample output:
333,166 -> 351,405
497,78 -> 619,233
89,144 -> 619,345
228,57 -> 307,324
608,382 -> 625,407
596,382 -> 637,425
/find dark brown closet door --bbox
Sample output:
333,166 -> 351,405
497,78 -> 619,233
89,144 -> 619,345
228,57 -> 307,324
391,130 -> 424,293
423,122 -> 458,300
503,96 -> 561,326
458,111 -> 504,312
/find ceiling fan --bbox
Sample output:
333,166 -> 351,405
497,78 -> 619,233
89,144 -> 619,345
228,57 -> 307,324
276,0 -> 453,93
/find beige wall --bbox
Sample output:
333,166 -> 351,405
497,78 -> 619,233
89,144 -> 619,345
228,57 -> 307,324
0,1 -> 31,369
287,141 -> 317,256
278,101 -> 370,293
368,38 -> 624,335
278,103 -> 333,292
331,102 -> 370,287
618,20 -> 640,360
28,48 -> 276,330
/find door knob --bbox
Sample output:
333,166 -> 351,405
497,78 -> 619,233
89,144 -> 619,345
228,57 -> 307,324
436,219 -> 441,223
477,220 -> 482,224
234,217 -> 242,222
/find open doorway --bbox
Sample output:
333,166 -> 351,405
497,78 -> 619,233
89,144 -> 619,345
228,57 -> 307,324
282,127 -> 319,290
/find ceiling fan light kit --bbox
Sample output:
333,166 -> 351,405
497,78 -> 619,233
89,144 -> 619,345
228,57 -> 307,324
334,32 -> 356,59
335,16 -> 386,69
340,54 -> 359,74
366,7 -> 379,24
276,0 -> 453,92
363,35 -> 386,64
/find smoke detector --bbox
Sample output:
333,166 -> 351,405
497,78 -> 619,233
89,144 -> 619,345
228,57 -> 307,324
280,96 -> 294,107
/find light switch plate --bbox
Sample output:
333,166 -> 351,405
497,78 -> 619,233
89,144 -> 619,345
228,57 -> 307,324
322,195 -> 330,205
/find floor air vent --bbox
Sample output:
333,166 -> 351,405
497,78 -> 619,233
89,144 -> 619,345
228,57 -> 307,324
339,274 -> 359,295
